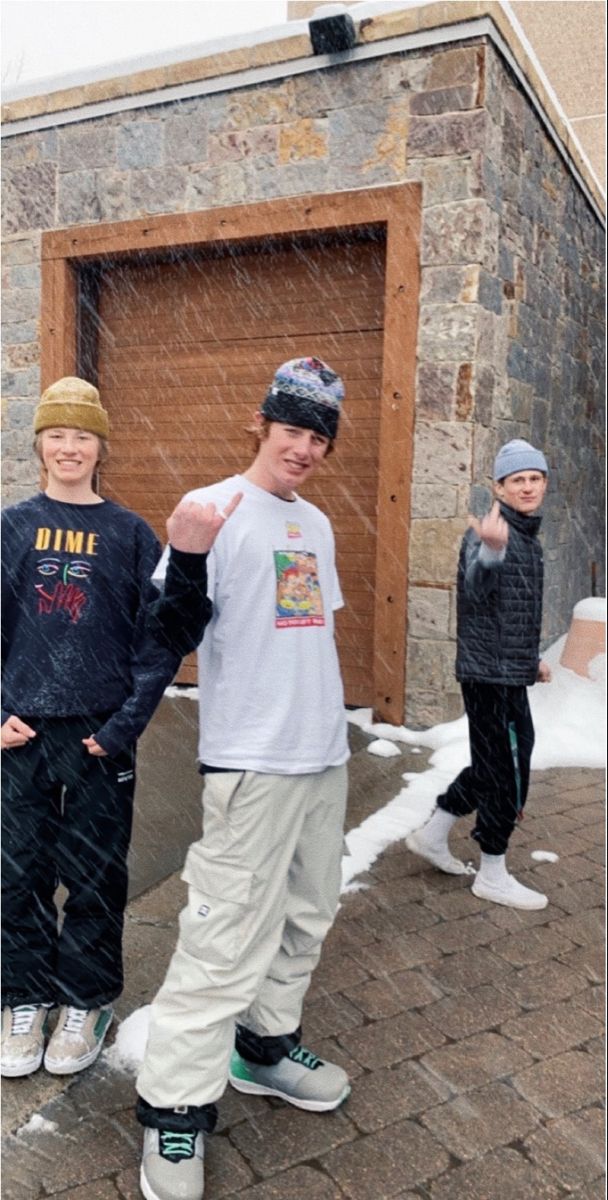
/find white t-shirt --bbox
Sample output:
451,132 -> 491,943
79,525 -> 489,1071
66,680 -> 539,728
157,475 -> 349,774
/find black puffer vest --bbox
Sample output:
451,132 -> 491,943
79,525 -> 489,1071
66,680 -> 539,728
455,502 -> 544,686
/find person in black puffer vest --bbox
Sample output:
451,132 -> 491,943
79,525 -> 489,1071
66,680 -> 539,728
407,439 -> 551,911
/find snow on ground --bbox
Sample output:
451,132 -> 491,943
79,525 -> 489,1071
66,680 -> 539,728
107,632 -> 604,1073
366,738 -> 402,758
104,1005 -> 152,1073
164,685 -> 199,700
17,1114 -> 58,1136
342,633 -> 605,889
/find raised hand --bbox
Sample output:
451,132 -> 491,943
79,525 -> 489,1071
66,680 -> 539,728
166,492 -> 243,554
468,500 -> 509,552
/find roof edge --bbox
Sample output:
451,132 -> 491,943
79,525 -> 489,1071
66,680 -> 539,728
1,0 -> 604,218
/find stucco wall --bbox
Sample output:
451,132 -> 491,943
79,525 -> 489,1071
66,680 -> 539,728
1,35 -> 605,725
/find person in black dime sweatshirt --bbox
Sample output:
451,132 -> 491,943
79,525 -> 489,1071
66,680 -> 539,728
1,376 -> 241,1079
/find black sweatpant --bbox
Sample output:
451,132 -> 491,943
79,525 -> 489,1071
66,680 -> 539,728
437,681 -> 535,856
1,715 -> 136,1008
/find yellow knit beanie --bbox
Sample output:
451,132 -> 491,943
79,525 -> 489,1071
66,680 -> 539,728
34,377 -> 110,438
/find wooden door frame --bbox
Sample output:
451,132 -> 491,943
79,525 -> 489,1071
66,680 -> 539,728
40,184 -> 421,723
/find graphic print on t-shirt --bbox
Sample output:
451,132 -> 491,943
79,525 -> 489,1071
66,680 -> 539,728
274,551 -> 325,628
33,524 -> 98,623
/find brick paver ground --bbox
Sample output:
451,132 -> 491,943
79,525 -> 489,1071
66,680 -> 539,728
2,717 -> 604,1200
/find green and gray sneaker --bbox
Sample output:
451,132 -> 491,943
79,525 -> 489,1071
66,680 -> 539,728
229,1044 -> 350,1112
44,1004 -> 113,1074
1,1004 -> 53,1077
140,1127 -> 205,1200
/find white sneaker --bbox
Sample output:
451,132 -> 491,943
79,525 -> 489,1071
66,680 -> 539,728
140,1127 -> 205,1200
472,872 -> 548,910
1,1004 -> 53,1077
405,827 -> 473,876
44,1004 -> 113,1074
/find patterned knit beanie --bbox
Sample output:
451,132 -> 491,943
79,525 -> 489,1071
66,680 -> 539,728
261,357 -> 344,440
493,438 -> 548,481
34,377 -> 110,438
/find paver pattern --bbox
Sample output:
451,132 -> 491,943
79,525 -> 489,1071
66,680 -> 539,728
2,721 -> 604,1200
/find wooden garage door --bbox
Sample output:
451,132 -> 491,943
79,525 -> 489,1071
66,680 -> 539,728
96,233 -> 386,704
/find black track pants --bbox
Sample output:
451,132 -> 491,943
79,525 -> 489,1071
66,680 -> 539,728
1,715 -> 135,1008
437,681 -> 535,856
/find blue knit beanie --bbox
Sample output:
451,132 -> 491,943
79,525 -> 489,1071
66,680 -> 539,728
262,357 -> 344,440
493,439 -> 548,481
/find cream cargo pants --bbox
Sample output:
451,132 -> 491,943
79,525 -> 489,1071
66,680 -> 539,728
137,765 -> 348,1108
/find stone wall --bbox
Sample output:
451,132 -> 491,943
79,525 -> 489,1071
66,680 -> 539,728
401,41 -> 606,723
484,44 -> 606,654
2,36 -> 605,725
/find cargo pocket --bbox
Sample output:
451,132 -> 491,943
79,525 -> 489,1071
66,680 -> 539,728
180,848 -> 255,967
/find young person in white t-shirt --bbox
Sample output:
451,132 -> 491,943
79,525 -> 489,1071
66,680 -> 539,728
138,357 -> 351,1200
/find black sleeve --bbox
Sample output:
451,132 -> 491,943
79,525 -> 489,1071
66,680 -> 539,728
93,642 -> 180,757
145,548 -> 213,658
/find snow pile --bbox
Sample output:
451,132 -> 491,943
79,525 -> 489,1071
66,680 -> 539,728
356,634 -> 606,773
527,636 -> 605,769
366,739 -> 402,758
104,1005 -> 151,1072
17,1114 -> 58,1136
164,685 -> 198,701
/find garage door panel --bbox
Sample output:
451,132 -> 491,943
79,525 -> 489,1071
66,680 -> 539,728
97,236 -> 385,704
106,469 -> 379,495
102,352 -> 383,370
100,345 -> 384,380
334,583 -> 376,610
99,244 -> 383,312
106,443 -> 380,468
98,353 -> 383,384
114,418 -> 381,444
99,358 -> 383,383
99,393 -> 382,421
102,302 -> 384,344
301,477 -> 377,500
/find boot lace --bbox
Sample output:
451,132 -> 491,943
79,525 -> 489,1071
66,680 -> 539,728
159,1130 -> 198,1161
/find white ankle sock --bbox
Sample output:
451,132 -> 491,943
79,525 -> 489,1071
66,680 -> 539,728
478,852 -> 508,883
424,807 -> 459,844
